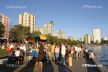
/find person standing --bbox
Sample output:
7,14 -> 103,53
45,44 -> 51,63
50,43 -> 55,62
37,42 -> 45,72
7,43 -> 15,56
34,46 -> 39,66
55,45 -> 60,63
74,45 -> 79,60
61,44 -> 66,65
20,43 -> 26,52
68,46 -> 73,67
80,46 -> 85,59
20,43 -> 27,62
78,46 -> 82,59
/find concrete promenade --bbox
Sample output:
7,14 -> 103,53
0,57 -> 103,72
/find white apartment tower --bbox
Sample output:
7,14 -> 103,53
57,29 -> 66,39
43,21 -> 54,35
93,28 -> 101,43
84,34 -> 91,44
19,12 -> 36,33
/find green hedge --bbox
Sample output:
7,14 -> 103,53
0,48 -> 8,58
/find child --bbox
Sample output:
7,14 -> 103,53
15,48 -> 20,64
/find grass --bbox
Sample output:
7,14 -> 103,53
0,48 -> 8,58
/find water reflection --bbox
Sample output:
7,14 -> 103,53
90,45 -> 108,68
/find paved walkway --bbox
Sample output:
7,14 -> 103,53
0,57 -> 101,72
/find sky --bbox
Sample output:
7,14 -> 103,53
0,0 -> 108,39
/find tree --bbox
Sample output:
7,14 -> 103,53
101,39 -> 108,45
46,34 -> 54,44
0,22 -> 5,37
31,31 -> 41,36
9,25 -> 30,41
94,40 -> 100,45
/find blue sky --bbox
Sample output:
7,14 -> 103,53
0,0 -> 108,39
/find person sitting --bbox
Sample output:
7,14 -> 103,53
15,48 -> 21,64
7,51 -> 16,64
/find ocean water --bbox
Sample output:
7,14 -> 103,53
89,45 -> 108,69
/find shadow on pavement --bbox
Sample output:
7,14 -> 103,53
0,64 -> 18,72
58,64 -> 72,72
20,60 -> 54,72
20,60 -> 35,72
42,62 -> 54,72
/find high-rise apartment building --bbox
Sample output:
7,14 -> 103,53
43,21 -> 54,35
57,29 -> 66,39
0,13 -> 9,39
84,34 -> 91,44
93,28 -> 101,43
19,12 -> 36,33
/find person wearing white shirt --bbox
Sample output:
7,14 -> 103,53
15,50 -> 20,57
15,48 -> 20,64
20,44 -> 26,52
74,46 -> 78,52
61,44 -> 66,65
74,46 -> 79,60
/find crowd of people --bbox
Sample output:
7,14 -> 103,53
0,41 -> 95,71
1,42 -> 28,65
